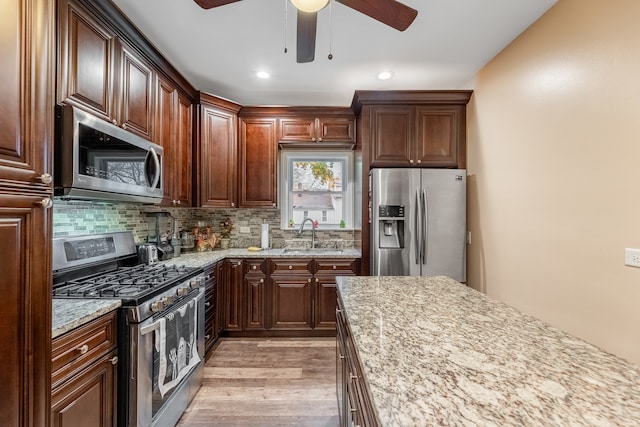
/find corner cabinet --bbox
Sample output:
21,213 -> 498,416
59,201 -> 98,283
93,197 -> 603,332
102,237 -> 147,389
238,117 -> 278,208
197,93 -> 241,208
0,0 -> 54,426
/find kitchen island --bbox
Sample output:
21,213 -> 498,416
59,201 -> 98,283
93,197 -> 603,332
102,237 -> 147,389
336,276 -> 640,426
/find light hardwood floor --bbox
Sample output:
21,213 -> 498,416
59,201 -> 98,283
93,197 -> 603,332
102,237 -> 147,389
177,338 -> 339,427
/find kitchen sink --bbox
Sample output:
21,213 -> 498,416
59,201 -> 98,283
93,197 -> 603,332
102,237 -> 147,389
282,248 -> 344,254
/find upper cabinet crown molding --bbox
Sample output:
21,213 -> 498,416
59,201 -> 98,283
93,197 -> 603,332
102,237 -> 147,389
351,90 -> 473,113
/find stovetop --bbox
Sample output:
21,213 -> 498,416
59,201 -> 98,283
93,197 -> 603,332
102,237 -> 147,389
53,263 -> 201,303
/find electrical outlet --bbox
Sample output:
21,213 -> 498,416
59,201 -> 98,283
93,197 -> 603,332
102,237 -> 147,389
624,248 -> 640,268
240,226 -> 251,234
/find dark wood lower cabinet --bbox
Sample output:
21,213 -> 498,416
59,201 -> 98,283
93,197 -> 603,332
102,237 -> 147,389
217,257 -> 359,338
51,311 -> 118,427
337,298 -> 379,427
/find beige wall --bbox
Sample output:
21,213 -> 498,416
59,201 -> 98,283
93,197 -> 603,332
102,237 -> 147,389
467,0 -> 640,365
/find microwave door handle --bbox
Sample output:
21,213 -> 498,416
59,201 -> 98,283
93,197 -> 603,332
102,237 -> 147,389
145,147 -> 161,188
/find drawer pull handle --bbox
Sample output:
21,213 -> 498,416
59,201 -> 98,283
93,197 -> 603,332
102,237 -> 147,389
339,354 -> 345,360
350,408 -> 357,413
350,373 -> 358,380
77,344 -> 89,355
109,356 -> 118,365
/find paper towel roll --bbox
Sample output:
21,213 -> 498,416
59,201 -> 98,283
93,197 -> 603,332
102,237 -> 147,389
261,223 -> 269,249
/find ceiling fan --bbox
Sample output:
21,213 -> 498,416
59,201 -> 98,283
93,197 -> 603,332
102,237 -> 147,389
193,0 -> 418,63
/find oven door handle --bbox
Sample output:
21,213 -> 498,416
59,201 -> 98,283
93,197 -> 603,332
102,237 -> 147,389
140,319 -> 161,337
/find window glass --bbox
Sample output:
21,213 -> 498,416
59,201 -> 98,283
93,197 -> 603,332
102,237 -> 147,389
281,151 -> 353,230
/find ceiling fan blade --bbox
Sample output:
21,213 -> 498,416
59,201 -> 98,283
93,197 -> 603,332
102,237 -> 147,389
336,0 -> 417,31
297,10 -> 317,63
193,0 -> 242,10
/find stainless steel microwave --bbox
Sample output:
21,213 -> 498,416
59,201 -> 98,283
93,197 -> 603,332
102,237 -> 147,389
55,105 -> 163,204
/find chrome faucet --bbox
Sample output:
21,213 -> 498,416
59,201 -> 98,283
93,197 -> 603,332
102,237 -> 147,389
298,217 -> 316,249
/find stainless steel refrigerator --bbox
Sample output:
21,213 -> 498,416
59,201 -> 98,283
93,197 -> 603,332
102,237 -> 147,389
370,168 -> 466,281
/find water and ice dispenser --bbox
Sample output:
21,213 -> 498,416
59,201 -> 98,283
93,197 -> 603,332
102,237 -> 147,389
377,205 -> 404,249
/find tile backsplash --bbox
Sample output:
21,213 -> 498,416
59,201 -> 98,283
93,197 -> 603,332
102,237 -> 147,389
53,201 -> 358,249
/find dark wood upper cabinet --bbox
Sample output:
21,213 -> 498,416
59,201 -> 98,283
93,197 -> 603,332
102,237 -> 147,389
156,75 -> 192,206
197,93 -> 241,208
370,106 -> 414,165
238,117 -> 278,208
58,0 -> 156,140
278,116 -> 355,143
0,1 -> 54,426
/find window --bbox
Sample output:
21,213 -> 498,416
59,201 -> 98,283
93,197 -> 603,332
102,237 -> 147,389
281,151 -> 353,230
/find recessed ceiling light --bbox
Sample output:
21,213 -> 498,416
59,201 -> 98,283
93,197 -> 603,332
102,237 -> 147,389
256,71 -> 270,79
377,71 -> 393,80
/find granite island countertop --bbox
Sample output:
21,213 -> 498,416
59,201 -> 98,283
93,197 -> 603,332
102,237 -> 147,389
336,275 -> 640,426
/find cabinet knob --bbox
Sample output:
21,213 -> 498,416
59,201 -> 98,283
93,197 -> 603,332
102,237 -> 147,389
272,203 -> 276,208
177,200 -> 181,205
205,335 -> 211,340
77,344 -> 89,355
307,278 -> 311,283
318,137 -> 322,142
288,265 -> 293,270
230,202 -> 235,207
332,265 -> 337,270
39,197 -> 53,209
109,356 -> 118,365
417,159 -> 422,164
252,265 -> 257,270
38,173 -> 52,184
315,278 -> 319,283
409,159 -> 414,164
312,137 -> 316,142
111,119 -> 117,126
350,373 -> 358,380
121,123 -> 127,130
260,278 -> 264,283
205,302 -> 211,307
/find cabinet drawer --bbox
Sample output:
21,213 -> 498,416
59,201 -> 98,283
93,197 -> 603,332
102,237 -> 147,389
270,258 -> 313,274
245,259 -> 266,274
52,311 -> 117,389
315,258 -> 357,275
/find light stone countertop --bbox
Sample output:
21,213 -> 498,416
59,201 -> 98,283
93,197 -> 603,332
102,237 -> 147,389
52,298 -> 121,339
52,248 -> 360,336
336,275 -> 640,427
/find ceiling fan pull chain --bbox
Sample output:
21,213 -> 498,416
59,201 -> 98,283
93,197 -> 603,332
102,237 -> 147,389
328,0 -> 333,60
284,0 -> 288,53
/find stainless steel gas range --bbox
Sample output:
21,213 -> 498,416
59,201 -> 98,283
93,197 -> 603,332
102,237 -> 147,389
52,231 -> 205,427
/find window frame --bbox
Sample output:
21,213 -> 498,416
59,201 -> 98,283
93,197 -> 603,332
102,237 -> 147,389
280,150 -> 354,230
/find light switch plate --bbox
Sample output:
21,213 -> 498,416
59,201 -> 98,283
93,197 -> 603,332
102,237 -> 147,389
624,248 -> 640,267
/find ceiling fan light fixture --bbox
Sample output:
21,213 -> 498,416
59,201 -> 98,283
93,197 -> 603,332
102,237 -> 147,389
290,0 -> 329,13
377,71 -> 393,80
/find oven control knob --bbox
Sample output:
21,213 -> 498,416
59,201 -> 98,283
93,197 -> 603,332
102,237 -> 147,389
150,300 -> 164,313
177,287 -> 189,297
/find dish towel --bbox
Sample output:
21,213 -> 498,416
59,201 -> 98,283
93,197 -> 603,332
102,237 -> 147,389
154,299 -> 200,397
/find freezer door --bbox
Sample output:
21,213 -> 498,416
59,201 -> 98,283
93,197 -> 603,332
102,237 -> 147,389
420,169 -> 466,282
370,169 -> 419,276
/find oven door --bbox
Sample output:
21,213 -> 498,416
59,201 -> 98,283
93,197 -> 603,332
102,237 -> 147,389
124,288 -> 204,427
55,104 -> 164,204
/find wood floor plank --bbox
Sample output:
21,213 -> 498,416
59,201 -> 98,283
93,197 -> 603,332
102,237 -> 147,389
177,338 -> 339,427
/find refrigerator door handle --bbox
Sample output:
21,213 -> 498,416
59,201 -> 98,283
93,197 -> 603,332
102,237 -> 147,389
415,190 -> 420,265
422,189 -> 427,265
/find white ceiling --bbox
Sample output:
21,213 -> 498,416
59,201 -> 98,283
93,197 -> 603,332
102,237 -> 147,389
110,0 -> 557,107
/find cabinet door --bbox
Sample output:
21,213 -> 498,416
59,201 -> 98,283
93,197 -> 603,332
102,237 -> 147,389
199,105 -> 237,208
370,106 -> 414,166
278,117 -> 315,142
245,275 -> 266,330
155,75 -> 176,205
318,117 -> 355,143
117,40 -> 154,140
57,0 -> 116,123
415,106 -> 461,167
175,92 -> 193,206
51,350 -> 117,427
224,260 -> 244,331
313,276 -> 339,330
270,276 -> 313,330
239,118 -> 277,208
